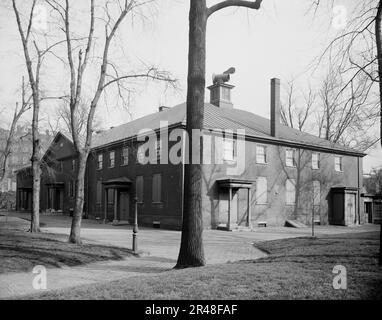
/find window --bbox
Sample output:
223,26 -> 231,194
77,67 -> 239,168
71,159 -> 76,171
256,145 -> 267,164
121,147 -> 129,165
334,156 -> 343,172
155,139 -> 162,159
223,139 -> 236,162
312,153 -> 320,169
256,177 -> 268,204
136,145 -> 146,163
286,149 -> 296,167
136,175 -> 144,203
96,181 -> 102,204
313,180 -> 321,206
97,154 -> 103,170
58,161 -> 63,172
152,173 -> 162,203
286,179 -> 296,205
109,151 -> 115,168
69,180 -> 74,198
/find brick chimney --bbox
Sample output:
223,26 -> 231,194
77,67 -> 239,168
207,82 -> 234,109
270,78 -> 280,137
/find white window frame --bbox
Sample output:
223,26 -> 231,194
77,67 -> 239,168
97,154 -> 103,170
155,139 -> 162,159
334,156 -> 343,172
223,138 -> 236,162
109,150 -> 115,168
136,144 -> 146,164
285,149 -> 296,167
121,147 -> 129,166
256,145 -> 267,164
312,153 -> 320,170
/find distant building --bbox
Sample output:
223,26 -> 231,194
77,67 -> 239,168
0,125 -> 51,193
16,78 -> 366,229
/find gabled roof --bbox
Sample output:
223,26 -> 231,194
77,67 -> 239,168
91,102 -> 365,156
41,131 -> 75,161
92,103 -> 186,148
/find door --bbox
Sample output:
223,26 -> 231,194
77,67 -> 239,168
365,202 -> 372,223
119,191 -> 129,221
218,190 -> 238,227
345,193 -> 356,225
54,189 -> 62,211
48,188 -> 54,210
331,193 -> 344,225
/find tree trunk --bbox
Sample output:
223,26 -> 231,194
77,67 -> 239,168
175,0 -> 207,268
376,0 -> 382,147
69,151 -> 88,244
293,150 -> 301,220
31,102 -> 41,233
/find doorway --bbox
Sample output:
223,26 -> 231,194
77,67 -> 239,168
119,191 -> 130,221
48,187 -> 64,211
218,190 -> 238,226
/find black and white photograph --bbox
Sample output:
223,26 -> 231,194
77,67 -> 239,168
0,0 -> 381,309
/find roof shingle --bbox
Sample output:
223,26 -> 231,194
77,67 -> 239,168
92,102 -> 364,156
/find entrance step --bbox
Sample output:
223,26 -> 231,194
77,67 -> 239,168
217,223 -> 252,232
112,220 -> 130,226
285,219 -> 307,228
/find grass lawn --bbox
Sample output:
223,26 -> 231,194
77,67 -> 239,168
0,219 -> 134,274
24,231 -> 382,300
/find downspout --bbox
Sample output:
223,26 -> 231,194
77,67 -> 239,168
357,156 -> 361,224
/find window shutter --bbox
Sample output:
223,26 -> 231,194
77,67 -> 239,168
286,179 -> 296,204
152,174 -> 162,202
256,177 -> 267,204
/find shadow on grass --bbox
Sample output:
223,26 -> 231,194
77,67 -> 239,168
0,229 -> 135,274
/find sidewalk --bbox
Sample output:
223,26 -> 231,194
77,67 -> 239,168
0,255 -> 175,299
0,212 -> 378,299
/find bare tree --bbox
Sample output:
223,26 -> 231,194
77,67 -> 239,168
315,66 -> 379,150
311,1 -> 382,147
0,78 -> 32,189
46,0 -> 176,244
281,80 -> 316,131
175,0 -> 263,269
55,101 -> 102,138
12,0 -> 45,232
364,167 -> 382,194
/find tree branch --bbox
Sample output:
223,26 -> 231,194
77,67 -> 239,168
207,0 -> 263,17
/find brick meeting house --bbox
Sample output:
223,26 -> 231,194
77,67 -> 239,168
16,77 -> 366,230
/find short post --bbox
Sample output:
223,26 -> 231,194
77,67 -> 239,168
103,188 -> 108,224
132,196 -> 138,253
379,222 -> 381,266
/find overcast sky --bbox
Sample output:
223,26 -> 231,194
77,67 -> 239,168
0,0 -> 381,172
